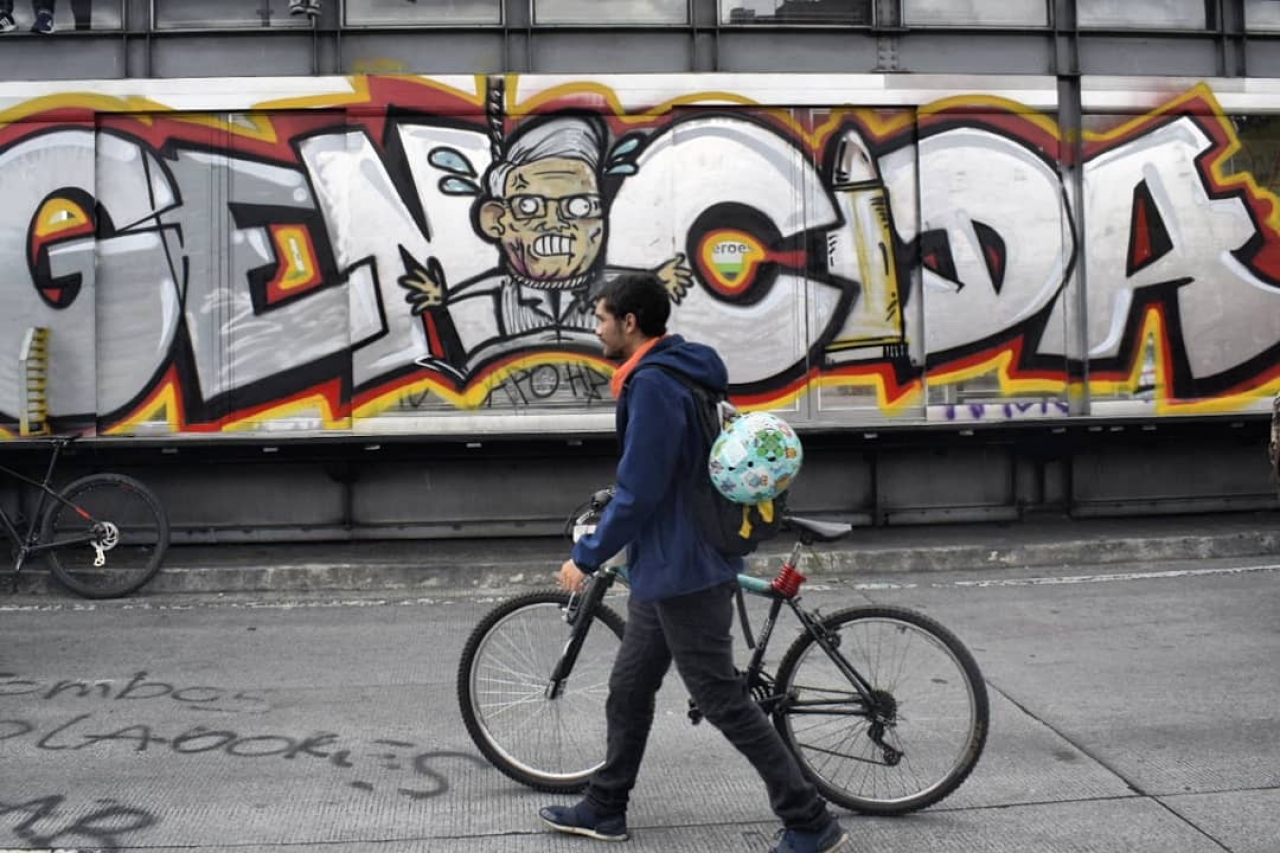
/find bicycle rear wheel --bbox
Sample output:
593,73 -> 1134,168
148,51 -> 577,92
773,606 -> 988,815
42,473 -> 170,599
457,590 -> 624,793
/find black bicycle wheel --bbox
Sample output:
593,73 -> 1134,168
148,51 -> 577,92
773,606 -> 988,815
458,590 -> 625,793
41,473 -> 170,599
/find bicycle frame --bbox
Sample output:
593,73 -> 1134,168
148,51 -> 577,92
738,544 -> 886,724
554,539 -> 885,724
0,440 -> 99,571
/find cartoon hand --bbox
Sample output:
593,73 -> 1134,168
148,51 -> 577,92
398,251 -> 447,314
655,253 -> 693,305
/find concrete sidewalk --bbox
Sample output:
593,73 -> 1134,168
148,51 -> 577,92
7,509 -> 1277,596
9,559 -> 1280,852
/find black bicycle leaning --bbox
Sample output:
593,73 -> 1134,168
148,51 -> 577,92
0,436 -> 170,598
457,488 -> 989,815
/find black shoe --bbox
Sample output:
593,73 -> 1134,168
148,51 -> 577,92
771,821 -> 850,853
539,800 -> 628,842
30,10 -> 54,33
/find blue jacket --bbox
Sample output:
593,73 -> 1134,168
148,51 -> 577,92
571,335 -> 743,602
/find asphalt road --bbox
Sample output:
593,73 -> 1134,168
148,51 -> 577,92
2,552 -> 1279,852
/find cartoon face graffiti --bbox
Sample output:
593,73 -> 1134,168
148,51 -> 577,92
478,156 -> 606,284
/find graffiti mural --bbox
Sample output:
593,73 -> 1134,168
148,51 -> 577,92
0,76 -> 1277,438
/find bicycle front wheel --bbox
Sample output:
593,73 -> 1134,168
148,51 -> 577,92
42,473 -> 170,599
457,590 -> 624,793
774,606 -> 988,815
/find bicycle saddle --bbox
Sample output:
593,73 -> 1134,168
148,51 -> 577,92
784,515 -> 853,543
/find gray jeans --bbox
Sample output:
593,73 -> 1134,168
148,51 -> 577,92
585,581 -> 833,833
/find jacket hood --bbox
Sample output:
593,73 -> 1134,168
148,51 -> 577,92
641,335 -> 729,392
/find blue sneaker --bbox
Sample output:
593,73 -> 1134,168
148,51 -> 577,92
771,821 -> 850,853
30,10 -> 54,33
539,800 -> 628,842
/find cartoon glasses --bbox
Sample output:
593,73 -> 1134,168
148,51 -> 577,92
505,193 -> 603,221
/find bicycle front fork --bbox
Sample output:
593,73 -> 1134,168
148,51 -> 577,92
546,569 -> 612,699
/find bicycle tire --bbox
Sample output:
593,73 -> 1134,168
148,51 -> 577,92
457,589 -> 625,793
773,605 -> 988,815
41,473 -> 170,599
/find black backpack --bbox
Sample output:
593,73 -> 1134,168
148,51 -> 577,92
630,365 -> 785,557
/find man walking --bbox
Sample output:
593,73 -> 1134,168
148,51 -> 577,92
540,272 -> 849,853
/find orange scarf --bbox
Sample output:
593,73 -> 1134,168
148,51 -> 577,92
609,335 -> 667,399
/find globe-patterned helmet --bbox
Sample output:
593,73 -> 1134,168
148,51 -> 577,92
708,411 -> 803,505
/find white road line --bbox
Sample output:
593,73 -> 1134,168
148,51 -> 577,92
842,562 -> 1280,591
950,563 -> 1280,588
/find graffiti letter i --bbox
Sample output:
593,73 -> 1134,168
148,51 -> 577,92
825,128 -> 906,360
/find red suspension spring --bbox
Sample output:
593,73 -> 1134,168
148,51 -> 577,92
771,563 -> 807,598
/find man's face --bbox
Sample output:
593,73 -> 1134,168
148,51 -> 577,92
594,301 -> 629,360
479,157 -> 606,285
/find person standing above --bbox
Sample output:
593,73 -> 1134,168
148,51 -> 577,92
0,0 -> 57,33
540,272 -> 850,853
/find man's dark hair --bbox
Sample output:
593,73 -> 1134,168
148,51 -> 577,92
597,272 -> 670,337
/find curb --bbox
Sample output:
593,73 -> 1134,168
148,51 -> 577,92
802,530 -> 1280,575
5,528 -> 1277,597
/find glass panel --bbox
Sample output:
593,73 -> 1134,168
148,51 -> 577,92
1245,0 -> 1280,31
345,0 -> 500,25
94,114 -> 191,433
721,0 -> 872,25
1077,0 -> 1204,30
1,119 -> 99,433
223,112 -> 353,431
903,0 -> 1047,27
810,107 -> 924,423
155,0 -> 309,29
916,112 -> 1072,422
1080,109 -> 1280,414
660,107 -> 808,420
536,0 -> 687,24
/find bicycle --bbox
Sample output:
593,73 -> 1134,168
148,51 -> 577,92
0,435 -> 170,598
457,487 -> 989,816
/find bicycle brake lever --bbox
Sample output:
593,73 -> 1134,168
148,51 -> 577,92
563,589 -> 581,625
